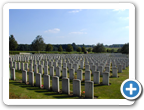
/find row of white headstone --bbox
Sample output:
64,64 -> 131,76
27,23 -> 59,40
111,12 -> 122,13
9,54 -> 129,99
9,58 -> 127,78
10,68 -> 98,98
9,54 -> 129,74
9,54 -> 128,67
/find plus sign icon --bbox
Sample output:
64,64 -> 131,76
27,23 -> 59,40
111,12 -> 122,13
121,79 -> 142,100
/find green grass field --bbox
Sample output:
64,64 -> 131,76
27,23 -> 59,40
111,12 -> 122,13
9,47 -> 120,55
9,65 -> 129,99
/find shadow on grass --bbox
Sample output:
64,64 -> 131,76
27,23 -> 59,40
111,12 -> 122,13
93,82 -> 111,87
9,81 -> 26,86
10,81 -> 47,93
44,92 -> 62,96
10,80 -> 75,98
109,76 -> 119,78
53,95 -> 79,99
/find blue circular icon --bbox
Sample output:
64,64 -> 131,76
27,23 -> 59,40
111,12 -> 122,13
121,79 -> 142,100
123,81 -> 139,97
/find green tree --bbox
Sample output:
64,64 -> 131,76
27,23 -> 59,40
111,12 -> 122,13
111,49 -> 115,53
53,46 -> 58,51
117,48 -> 121,53
121,43 -> 129,54
87,48 -> 92,52
58,45 -> 63,52
9,35 -> 18,51
76,47 -> 82,52
66,44 -> 73,52
93,43 -> 106,53
31,35 -> 45,52
72,43 -> 78,51
107,49 -> 110,53
46,44 -> 53,51
82,46 -> 86,53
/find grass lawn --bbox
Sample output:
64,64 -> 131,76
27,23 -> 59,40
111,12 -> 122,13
9,65 -> 129,99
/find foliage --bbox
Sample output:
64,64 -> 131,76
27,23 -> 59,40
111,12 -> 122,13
76,47 -> 82,52
81,46 -> 86,53
121,43 -> 129,54
9,35 -> 18,51
93,43 -> 106,53
117,48 -> 121,53
87,48 -> 92,52
111,49 -> 115,53
46,44 -> 53,51
66,44 -> 73,52
107,49 -> 110,53
72,43 -> 78,51
53,46 -> 58,51
17,44 -> 33,51
58,45 -> 63,52
31,35 -> 46,51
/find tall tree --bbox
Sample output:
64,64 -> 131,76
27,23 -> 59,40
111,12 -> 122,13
66,44 -> 73,52
72,43 -> 78,51
46,44 -> 53,51
87,48 -> 92,52
31,35 -> 45,52
93,43 -> 106,53
76,47 -> 82,52
82,46 -> 86,53
121,43 -> 129,54
111,49 -> 115,53
117,48 -> 121,53
9,35 -> 18,51
58,45 -> 63,52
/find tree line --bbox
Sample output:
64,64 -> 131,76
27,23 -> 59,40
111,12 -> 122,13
9,35 -> 129,54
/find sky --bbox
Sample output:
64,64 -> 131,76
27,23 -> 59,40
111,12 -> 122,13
9,9 -> 129,45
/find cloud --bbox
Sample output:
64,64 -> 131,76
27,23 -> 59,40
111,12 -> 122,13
44,28 -> 60,33
68,9 -> 82,13
124,26 -> 129,29
69,32 -> 87,35
80,29 -> 87,31
69,28 -> 87,34
119,17 -> 129,20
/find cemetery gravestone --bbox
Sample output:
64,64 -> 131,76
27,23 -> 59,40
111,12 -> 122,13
93,71 -> 100,84
62,68 -> 67,78
77,69 -> 83,81
62,78 -> 70,95
98,66 -> 103,76
102,72 -> 109,85
43,74 -> 50,90
85,70 -> 91,81
85,81 -> 94,99
11,68 -> 15,80
69,68 -> 75,80
22,70 -> 27,84
50,66 -> 54,76
56,67 -> 61,77
52,76 -> 59,92
118,64 -> 122,73
29,71 -> 34,86
73,79 -> 81,97
112,67 -> 118,77
36,73 -> 42,88
44,65 -> 48,75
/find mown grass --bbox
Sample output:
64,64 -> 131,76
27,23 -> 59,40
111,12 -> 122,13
9,51 -> 93,55
9,65 -> 129,99
9,48 -> 120,55
105,47 -> 120,52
